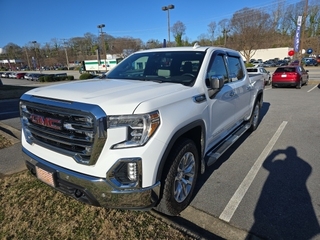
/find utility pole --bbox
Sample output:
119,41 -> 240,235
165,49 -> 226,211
24,48 -> 31,70
299,0 -> 308,64
222,28 -> 230,47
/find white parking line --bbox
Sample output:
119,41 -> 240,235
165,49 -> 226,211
308,85 -> 318,92
219,121 -> 288,222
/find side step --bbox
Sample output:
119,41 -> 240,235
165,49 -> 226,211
205,123 -> 251,166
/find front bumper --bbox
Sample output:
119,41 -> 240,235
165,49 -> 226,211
23,147 -> 161,210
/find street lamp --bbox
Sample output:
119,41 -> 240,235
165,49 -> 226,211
31,41 -> 38,70
62,40 -> 70,70
162,4 -> 174,46
97,24 -> 106,72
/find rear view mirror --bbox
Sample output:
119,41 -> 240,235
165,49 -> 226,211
208,77 -> 224,99
210,76 -> 224,89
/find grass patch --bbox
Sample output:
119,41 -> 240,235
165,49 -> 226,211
0,171 -> 194,239
0,85 -> 36,100
0,135 -> 12,149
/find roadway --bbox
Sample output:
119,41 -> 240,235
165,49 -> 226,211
1,69 -> 320,239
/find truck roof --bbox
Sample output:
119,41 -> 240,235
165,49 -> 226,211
136,44 -> 239,55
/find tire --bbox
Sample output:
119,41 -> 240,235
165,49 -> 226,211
249,100 -> 260,132
155,138 -> 199,216
296,79 -> 302,89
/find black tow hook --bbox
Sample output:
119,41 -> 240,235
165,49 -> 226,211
74,189 -> 84,198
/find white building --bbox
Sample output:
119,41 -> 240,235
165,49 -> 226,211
240,47 -> 293,62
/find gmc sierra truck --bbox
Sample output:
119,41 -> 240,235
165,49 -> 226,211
20,44 -> 264,216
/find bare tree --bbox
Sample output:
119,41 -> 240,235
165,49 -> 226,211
207,21 -> 217,46
171,21 -> 186,46
306,3 -> 320,37
197,33 -> 211,46
229,8 -> 272,62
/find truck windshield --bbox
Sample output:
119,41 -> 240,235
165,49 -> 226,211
105,51 -> 205,86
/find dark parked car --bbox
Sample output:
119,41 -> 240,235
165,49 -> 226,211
276,60 -> 289,66
31,73 -> 46,81
24,73 -> 34,80
272,66 -> 309,89
289,60 -> 300,66
303,58 -> 318,66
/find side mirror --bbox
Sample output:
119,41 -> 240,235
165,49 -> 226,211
210,76 -> 224,89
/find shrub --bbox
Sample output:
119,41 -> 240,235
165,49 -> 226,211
44,75 -> 55,82
39,76 -> 46,82
67,75 -> 74,80
245,63 -> 255,67
80,73 -> 95,80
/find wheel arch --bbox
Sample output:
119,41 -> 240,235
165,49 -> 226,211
155,120 -> 206,184
256,89 -> 264,108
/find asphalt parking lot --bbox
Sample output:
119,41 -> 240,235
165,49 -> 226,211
184,82 -> 320,239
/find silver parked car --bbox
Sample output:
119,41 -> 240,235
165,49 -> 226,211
246,67 -> 271,85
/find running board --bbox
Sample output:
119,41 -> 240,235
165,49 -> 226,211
205,123 -> 251,166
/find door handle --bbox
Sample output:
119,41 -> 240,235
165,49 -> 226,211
247,85 -> 253,90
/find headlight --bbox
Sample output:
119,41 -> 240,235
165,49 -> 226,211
108,111 -> 160,149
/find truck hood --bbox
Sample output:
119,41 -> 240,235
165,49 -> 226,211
25,79 -> 191,114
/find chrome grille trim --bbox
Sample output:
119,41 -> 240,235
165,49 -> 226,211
20,94 -> 107,165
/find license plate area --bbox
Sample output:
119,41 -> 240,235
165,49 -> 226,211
36,165 -> 56,187
281,74 -> 287,77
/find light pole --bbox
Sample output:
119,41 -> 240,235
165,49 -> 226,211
97,24 -> 106,72
162,4 -> 174,46
62,39 -> 70,70
31,41 -> 37,70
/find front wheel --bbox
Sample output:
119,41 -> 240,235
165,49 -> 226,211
154,138 -> 199,216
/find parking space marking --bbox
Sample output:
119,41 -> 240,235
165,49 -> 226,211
308,85 -> 319,93
219,121 -> 288,222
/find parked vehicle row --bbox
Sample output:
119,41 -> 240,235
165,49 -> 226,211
0,72 -> 65,81
1,72 -> 28,79
244,64 -> 310,89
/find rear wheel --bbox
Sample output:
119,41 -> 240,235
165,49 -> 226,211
296,79 -> 302,89
155,138 -> 199,216
249,100 -> 260,132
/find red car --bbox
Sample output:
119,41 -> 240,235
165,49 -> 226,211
16,72 -> 27,79
272,66 -> 309,89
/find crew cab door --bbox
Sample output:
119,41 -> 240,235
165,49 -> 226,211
225,52 -> 252,123
205,51 -> 237,147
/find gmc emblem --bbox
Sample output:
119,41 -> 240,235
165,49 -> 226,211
30,114 -> 62,130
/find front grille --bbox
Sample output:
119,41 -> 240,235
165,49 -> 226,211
20,95 -> 107,165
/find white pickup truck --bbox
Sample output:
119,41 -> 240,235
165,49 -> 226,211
20,44 -> 264,216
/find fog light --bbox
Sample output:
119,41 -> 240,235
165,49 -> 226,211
107,158 -> 142,189
128,162 -> 137,181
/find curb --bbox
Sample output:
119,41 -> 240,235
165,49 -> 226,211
0,121 -> 21,145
